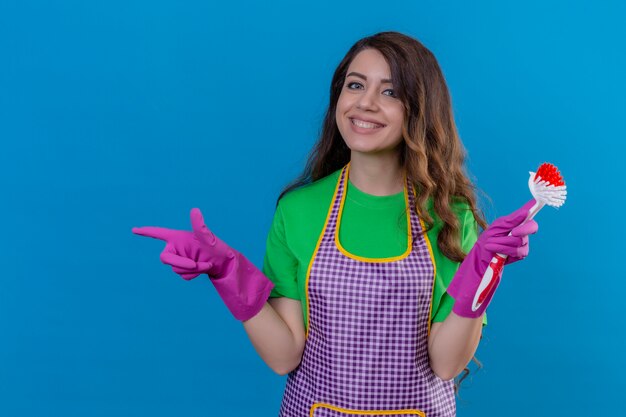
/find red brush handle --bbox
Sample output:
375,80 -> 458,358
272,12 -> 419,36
477,254 -> 506,305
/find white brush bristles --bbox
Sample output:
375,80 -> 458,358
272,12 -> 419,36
528,171 -> 568,208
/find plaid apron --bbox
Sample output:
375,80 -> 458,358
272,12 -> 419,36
278,164 -> 456,417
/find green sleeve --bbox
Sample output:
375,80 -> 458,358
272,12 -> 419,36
262,201 -> 300,300
432,292 -> 456,323
431,203 -> 487,326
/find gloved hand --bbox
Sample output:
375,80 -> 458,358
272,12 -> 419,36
447,199 -> 539,318
132,208 -> 275,321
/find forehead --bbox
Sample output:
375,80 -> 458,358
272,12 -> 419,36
346,49 -> 391,78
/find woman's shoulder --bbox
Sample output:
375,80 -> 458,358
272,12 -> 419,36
430,196 -> 472,212
450,197 -> 473,218
273,168 -> 343,248
424,195 -> 475,229
278,168 -> 342,215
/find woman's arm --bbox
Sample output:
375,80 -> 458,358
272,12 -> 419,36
428,313 -> 483,381
242,297 -> 306,376
427,200 -> 538,380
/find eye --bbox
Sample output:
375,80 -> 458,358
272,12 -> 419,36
346,81 -> 363,89
383,89 -> 397,97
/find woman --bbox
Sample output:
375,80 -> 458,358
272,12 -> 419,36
133,31 -> 538,417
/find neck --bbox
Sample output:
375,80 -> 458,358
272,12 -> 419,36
348,150 -> 404,196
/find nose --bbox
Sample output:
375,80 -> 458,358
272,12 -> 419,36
356,87 -> 379,111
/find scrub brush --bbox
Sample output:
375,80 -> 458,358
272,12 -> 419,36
472,163 -> 568,312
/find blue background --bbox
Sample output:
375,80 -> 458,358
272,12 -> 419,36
1,0 -> 624,415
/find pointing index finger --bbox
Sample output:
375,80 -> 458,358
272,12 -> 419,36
132,226 -> 174,241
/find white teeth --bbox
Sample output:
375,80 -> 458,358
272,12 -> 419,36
351,118 -> 383,129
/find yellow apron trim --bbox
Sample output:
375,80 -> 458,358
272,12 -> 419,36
334,162 -> 413,263
311,402 -> 425,417
303,165 -> 345,339
412,187 -> 437,337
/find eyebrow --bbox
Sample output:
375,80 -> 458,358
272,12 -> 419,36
346,71 -> 393,84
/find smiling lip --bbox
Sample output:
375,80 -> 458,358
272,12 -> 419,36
349,117 -> 386,134
349,117 -> 385,127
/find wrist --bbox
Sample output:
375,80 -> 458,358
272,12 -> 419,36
209,252 -> 275,321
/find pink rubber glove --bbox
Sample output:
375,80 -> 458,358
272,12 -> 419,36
447,199 -> 539,318
132,208 -> 274,321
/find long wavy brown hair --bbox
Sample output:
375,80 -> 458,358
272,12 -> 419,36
278,31 -> 488,259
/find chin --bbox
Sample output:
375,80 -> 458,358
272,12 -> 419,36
344,139 -> 397,155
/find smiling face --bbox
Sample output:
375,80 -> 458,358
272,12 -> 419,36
335,48 -> 405,157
